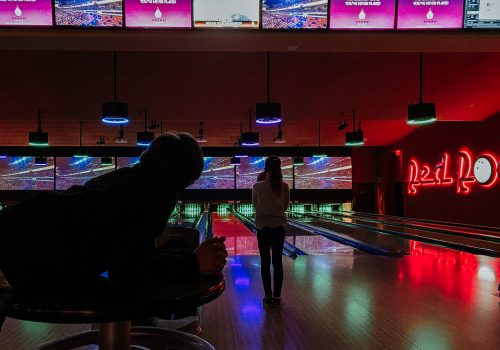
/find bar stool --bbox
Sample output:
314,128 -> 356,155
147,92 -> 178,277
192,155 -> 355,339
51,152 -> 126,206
0,273 -> 224,350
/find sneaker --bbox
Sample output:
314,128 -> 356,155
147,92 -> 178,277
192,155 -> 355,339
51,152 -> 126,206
272,297 -> 281,306
263,297 -> 274,306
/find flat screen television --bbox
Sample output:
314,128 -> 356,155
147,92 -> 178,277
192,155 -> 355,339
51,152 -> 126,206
262,0 -> 328,29
464,0 -> 500,28
55,157 -> 115,190
54,0 -> 124,27
0,0 -> 52,26
125,0 -> 192,28
236,156 -> 293,189
294,156 -> 352,189
188,157 -> 235,189
329,0 -> 396,29
117,157 -> 140,169
0,157 -> 54,190
397,0 -> 464,29
193,0 -> 260,28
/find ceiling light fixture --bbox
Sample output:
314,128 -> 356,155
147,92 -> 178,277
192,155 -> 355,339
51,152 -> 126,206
273,123 -> 286,144
408,52 -> 437,125
137,108 -> 155,147
313,120 -> 327,157
293,157 -> 304,165
114,126 -> 128,144
345,109 -> 365,146
256,52 -> 282,125
101,157 -> 113,166
29,109 -> 49,146
196,121 -> 207,143
241,110 -> 259,146
102,51 -> 129,125
34,156 -> 48,166
74,121 -> 88,158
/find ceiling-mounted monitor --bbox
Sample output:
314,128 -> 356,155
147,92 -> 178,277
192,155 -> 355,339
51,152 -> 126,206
236,157 -> 293,189
262,0 -> 328,29
54,0 -> 124,27
193,0 -> 259,28
397,0 -> 464,29
0,157 -> 54,190
125,0 -> 192,28
464,0 -> 500,28
294,157 -> 352,189
188,157 -> 235,189
329,0 -> 396,29
0,0 -> 52,26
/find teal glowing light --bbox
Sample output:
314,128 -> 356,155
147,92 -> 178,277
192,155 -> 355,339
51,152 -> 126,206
73,154 -> 89,158
28,141 -> 49,146
407,117 -> 437,125
345,141 -> 364,146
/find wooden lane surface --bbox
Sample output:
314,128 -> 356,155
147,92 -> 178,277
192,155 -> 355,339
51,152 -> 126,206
201,255 -> 500,350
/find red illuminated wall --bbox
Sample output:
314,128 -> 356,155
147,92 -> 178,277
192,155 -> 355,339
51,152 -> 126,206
394,115 -> 500,227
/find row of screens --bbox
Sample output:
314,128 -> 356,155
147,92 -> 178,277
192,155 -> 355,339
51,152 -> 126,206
0,0 -> 498,29
0,156 -> 352,190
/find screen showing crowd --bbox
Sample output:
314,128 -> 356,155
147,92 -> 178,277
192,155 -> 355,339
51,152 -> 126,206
54,0 -> 123,26
262,0 -> 329,29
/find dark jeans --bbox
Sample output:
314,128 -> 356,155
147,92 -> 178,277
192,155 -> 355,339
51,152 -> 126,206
257,226 -> 285,298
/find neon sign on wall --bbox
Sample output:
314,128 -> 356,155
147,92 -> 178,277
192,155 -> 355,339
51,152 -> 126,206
408,149 -> 499,195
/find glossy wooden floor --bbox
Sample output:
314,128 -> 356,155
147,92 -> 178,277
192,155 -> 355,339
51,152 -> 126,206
1,253 -> 499,349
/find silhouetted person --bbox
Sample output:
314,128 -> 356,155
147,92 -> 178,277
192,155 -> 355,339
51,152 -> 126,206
252,156 -> 290,307
0,132 -> 227,290
257,171 -> 266,182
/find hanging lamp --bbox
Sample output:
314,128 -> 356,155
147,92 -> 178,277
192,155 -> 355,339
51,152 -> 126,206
273,123 -> 286,144
345,109 -> 365,146
313,121 -> 327,157
29,109 -> 49,146
102,51 -> 129,125
74,121 -> 88,158
34,156 -> 48,166
137,109 -> 155,147
408,53 -> 437,125
256,52 -> 282,125
241,110 -> 259,146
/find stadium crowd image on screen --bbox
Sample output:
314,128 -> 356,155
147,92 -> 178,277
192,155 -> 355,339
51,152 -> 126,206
54,0 -> 124,27
0,157 -> 55,191
262,0 -> 329,29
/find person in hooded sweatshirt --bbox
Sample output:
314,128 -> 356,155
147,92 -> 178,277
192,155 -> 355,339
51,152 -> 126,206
0,132 -> 227,291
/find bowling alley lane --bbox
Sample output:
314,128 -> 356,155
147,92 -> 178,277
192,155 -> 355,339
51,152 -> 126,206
212,212 -> 259,256
201,251 -> 500,350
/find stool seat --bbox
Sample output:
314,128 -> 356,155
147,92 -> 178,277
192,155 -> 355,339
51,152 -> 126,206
0,274 -> 225,350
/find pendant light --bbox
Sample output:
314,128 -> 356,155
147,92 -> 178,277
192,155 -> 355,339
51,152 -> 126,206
256,52 -> 282,125
137,108 -> 155,147
0,129 -> 6,158
293,157 -> 304,165
29,109 -> 49,146
313,121 -> 327,157
34,156 -> 48,166
101,157 -> 113,166
408,53 -> 437,125
74,121 -> 88,158
241,110 -> 259,146
102,51 -> 129,125
345,109 -> 365,146
196,121 -> 207,143
273,123 -> 286,143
